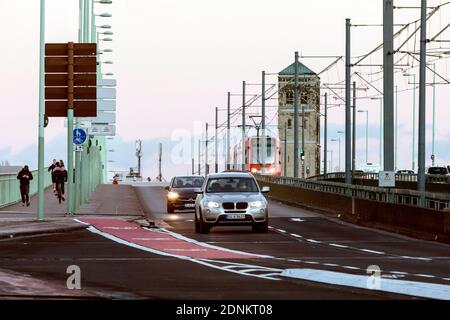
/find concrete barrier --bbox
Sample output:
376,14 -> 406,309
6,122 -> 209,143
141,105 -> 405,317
259,179 -> 450,244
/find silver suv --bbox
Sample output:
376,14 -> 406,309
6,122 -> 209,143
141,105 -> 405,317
194,172 -> 270,234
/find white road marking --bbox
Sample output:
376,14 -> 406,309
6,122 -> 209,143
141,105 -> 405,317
359,249 -> 385,255
400,256 -> 432,261
83,225 -> 281,281
323,263 -> 339,267
290,234 -> 302,238
276,229 -> 287,233
390,271 -> 408,275
306,239 -> 322,244
153,227 -> 274,259
303,261 -> 319,265
342,266 -> 360,270
329,243 -> 349,248
290,218 -> 305,222
281,268 -> 450,300
131,238 -> 171,241
414,274 -> 436,278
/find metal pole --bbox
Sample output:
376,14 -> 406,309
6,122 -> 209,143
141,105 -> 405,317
383,0 -> 395,172
67,42 -> 75,215
192,158 -> 194,175
412,73 -> 416,171
301,73 -> 305,178
205,123 -> 209,174
215,107 -> 219,173
226,92 -> 231,170
37,0 -> 46,221
84,0 -> 89,42
352,81 -> 356,181
261,71 -> 267,174
242,81 -> 246,171
365,111 -> 369,164
284,121 -> 287,176
417,0 -> 427,196
431,63 -> 436,166
323,93 -> 328,175
293,51 -> 299,178
198,139 -> 201,175
339,137 -> 341,171
379,99 -> 383,169
345,18 -> 352,184
395,85 -> 398,170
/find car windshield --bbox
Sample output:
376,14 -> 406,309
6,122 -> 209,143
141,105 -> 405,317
428,167 -> 448,175
206,177 -> 259,193
172,176 -> 204,188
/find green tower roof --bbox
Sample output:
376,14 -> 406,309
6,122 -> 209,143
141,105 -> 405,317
279,61 -> 317,76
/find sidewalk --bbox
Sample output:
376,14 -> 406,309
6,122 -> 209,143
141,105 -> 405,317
0,184 -> 145,240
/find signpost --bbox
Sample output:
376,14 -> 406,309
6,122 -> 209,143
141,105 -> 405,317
73,128 -> 87,145
44,42 -> 97,215
378,171 -> 396,188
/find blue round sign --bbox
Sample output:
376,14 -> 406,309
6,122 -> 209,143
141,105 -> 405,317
73,128 -> 87,145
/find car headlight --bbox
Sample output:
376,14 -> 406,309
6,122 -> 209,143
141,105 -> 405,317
250,201 -> 264,208
167,191 -> 179,200
206,201 -> 220,208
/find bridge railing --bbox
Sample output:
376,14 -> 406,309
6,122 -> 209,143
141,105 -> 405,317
0,168 -> 53,208
257,174 -> 450,212
308,172 -> 450,184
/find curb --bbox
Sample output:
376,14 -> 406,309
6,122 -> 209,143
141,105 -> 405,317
0,223 -> 88,241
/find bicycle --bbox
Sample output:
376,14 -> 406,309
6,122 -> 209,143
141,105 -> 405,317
55,180 -> 65,204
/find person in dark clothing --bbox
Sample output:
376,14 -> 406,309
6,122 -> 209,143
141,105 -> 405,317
53,162 -> 67,202
17,165 -> 33,207
48,159 -> 57,193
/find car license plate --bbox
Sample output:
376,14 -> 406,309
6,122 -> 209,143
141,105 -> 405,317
226,214 -> 245,220
185,203 -> 195,208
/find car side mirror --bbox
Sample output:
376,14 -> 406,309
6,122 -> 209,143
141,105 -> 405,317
164,186 -> 170,191
195,189 -> 204,194
261,186 -> 270,193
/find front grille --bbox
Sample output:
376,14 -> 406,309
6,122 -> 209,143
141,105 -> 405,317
222,202 -> 235,210
236,202 -> 248,209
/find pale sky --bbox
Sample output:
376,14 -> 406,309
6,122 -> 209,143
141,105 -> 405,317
0,0 -> 449,177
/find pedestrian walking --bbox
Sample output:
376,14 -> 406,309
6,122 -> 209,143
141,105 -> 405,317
48,159 -> 57,193
17,165 -> 33,207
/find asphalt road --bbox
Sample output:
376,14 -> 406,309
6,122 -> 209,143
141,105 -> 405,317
0,185 -> 449,299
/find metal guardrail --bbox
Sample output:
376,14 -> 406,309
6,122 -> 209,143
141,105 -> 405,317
308,172 -> 450,184
0,168 -> 52,208
257,174 -> 450,212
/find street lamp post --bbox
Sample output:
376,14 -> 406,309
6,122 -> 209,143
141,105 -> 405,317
371,97 -> 383,169
428,63 -> 436,166
331,137 -> 341,172
403,72 -> 416,171
358,110 -> 369,164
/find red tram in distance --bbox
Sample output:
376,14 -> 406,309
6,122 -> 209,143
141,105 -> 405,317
232,136 -> 281,176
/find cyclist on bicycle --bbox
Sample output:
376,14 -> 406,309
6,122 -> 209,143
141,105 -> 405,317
53,161 -> 67,202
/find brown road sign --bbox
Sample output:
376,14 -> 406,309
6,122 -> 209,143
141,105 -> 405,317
45,101 -> 97,117
45,73 -> 96,87
45,42 -> 97,117
45,43 -> 96,56
45,87 -> 96,100
45,56 -> 96,73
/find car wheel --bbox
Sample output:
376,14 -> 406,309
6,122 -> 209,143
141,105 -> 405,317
252,216 -> 269,233
195,209 -> 210,234
167,203 -> 175,213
